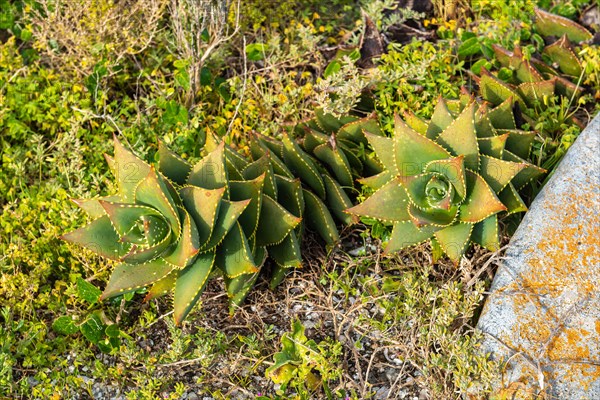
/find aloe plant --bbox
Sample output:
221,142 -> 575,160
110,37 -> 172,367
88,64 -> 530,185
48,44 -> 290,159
63,136 -> 306,323
346,98 -> 545,262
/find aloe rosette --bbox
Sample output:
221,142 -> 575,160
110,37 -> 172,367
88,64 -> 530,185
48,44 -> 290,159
63,136 -> 304,323
346,98 -> 545,262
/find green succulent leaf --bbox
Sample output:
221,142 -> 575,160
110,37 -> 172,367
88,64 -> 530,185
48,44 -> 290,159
282,133 -> 326,199
502,150 -> 546,189
243,153 -> 278,199
302,129 -> 328,154
173,251 -> 215,324
274,175 -> 304,218
478,134 -> 508,159
426,98 -> 454,139
201,199 -> 251,252
268,230 -> 302,269
498,183 -> 528,215
500,130 -> 536,160
433,223 -> 473,262
346,178 -> 410,222
393,115 -> 450,176
486,97 -> 517,130
302,189 -> 339,245
385,221 -> 439,254
163,207 -> 200,268
61,216 -> 130,260
216,222 -> 259,278
158,141 -> 192,185
187,142 -> 228,190
99,201 -> 163,238
364,132 -> 396,175
459,171 -> 507,223
436,103 -> 479,170
312,142 -> 354,188
517,79 -> 556,108
337,113 -> 383,145
112,135 -> 151,202
323,174 -> 357,225
479,70 -> 519,107
229,173 -> 265,238
471,214 -> 500,252
479,155 -> 527,193
534,7 -> 593,43
100,257 -> 177,300
72,196 -> 120,218
403,111 -> 428,135
543,35 -> 582,77
144,270 -> 177,301
255,195 -> 301,247
180,186 -> 226,247
135,167 -> 182,239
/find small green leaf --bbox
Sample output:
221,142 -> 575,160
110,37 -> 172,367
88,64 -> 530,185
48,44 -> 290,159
105,324 -> 120,338
76,277 -> 101,305
52,316 -> 79,335
323,60 -> 341,78
246,43 -> 267,61
80,313 -> 105,344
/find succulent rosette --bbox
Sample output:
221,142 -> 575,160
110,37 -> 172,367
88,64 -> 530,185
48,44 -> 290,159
347,98 -> 545,262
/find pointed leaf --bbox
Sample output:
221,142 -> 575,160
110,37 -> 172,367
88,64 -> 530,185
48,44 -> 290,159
459,171 -> 507,223
99,201 -> 163,237
517,79 -> 556,107
61,216 -> 130,260
472,215 -> 500,251
135,168 -> 181,238
403,111 -> 428,135
487,97 -> 517,130
393,115 -> 450,176
364,132 -> 396,175
229,174 -> 265,238
478,134 -> 509,158
502,150 -> 546,189
173,252 -> 215,324
434,223 -> 473,262
436,103 -> 479,170
384,221 -> 438,254
302,189 -> 339,245
357,171 -> 393,191
144,270 -> 177,301
313,143 -> 354,188
323,174 -> 357,225
72,196 -> 120,218
499,130 -> 536,160
112,136 -> 151,202
426,99 -> 454,139
275,175 -> 304,218
498,183 -> 528,215
408,203 -> 458,227
479,71 -> 520,107
100,257 -> 176,299
180,186 -> 225,246
158,141 -> 192,185
302,129 -> 328,153
479,155 -> 527,193
164,207 -> 200,268
187,142 -> 227,190
346,178 -> 411,222
201,199 -> 250,252
225,272 -> 260,312
243,154 -> 277,199
282,133 -> 326,199
534,7 -> 593,43
337,113 -> 383,145
255,195 -> 301,247
268,230 -> 302,269
216,223 -> 258,278
543,35 -> 582,77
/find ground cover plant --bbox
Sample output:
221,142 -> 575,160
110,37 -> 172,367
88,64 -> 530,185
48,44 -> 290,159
1,0 -> 599,399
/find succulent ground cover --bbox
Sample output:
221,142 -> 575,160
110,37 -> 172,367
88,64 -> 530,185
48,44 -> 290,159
1,0 -> 600,399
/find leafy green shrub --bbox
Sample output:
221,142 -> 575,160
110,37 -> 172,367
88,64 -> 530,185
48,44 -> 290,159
265,320 -> 342,399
